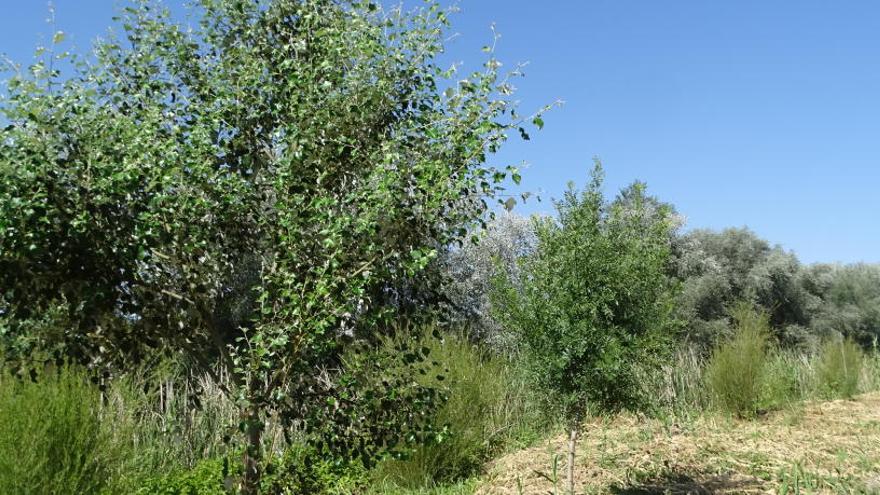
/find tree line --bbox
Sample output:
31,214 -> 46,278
1,0 -> 877,493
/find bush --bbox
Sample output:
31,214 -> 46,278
137,458 -> 229,495
261,444 -> 366,495
0,366 -> 114,495
705,305 -> 772,418
815,337 -> 864,399
373,327 -> 546,488
0,361 -> 247,494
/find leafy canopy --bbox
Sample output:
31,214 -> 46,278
0,0 -> 545,481
491,162 -> 677,424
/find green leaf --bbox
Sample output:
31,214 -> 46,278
532,116 -> 544,130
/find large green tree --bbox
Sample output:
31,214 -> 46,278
491,163 -> 677,494
673,227 -> 818,349
0,0 -> 544,491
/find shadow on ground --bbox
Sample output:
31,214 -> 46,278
610,471 -> 764,495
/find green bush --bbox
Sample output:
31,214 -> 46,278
705,304 -> 772,418
0,361 -> 245,494
137,443 -> 368,495
373,328 -> 546,489
815,337 -> 863,399
0,366 -> 114,495
261,444 -> 366,495
137,458 -> 229,495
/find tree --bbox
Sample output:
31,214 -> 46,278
0,1 -> 545,491
807,263 -> 880,347
673,227 -> 816,349
439,211 -> 537,348
491,163 -> 677,493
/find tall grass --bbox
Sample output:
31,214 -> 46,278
815,337 -> 864,399
759,351 -> 811,410
0,366 -> 115,495
647,347 -> 707,419
373,327 -> 547,489
655,335 -> 880,420
0,362 -> 244,494
704,305 -> 772,418
4,326 -> 880,495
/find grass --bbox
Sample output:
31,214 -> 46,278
815,337 -> 864,399
0,363 -> 241,494
4,330 -> 880,494
372,328 -> 549,490
0,366 -> 114,495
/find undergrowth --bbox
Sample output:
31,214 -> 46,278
372,327 -> 549,490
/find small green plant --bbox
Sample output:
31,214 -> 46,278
705,304 -> 772,418
0,366 -> 113,495
137,458 -> 229,495
260,444 -> 366,495
815,337 -> 864,399
534,453 -> 563,495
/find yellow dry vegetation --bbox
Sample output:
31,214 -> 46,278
477,393 -> 880,494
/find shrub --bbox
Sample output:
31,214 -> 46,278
705,304 -> 772,418
137,458 -> 229,495
260,444 -> 366,495
815,337 -> 864,399
0,366 -> 113,495
373,328 -> 546,488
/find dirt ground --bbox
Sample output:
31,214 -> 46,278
476,394 -> 880,494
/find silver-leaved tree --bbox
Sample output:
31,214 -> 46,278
0,0 -> 546,491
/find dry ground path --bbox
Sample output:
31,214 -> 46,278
477,394 -> 880,494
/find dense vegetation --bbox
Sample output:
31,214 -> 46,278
1,1 -> 878,494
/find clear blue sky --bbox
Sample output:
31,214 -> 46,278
2,1 -> 878,264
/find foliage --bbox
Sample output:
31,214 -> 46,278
705,304 -> 772,418
0,366 -> 114,495
673,228 -> 818,350
137,458 -> 230,495
104,365 -> 245,490
260,444 -> 366,495
759,351 -> 807,411
815,337 -> 864,399
639,346 -> 707,419
807,264 -> 880,347
374,328 -> 547,488
439,213 -> 537,348
491,162 -> 678,425
0,0 -> 546,489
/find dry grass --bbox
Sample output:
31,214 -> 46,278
476,393 -> 880,494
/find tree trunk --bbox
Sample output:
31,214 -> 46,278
241,406 -> 263,495
567,427 -> 578,495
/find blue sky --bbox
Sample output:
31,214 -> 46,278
2,1 -> 878,264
